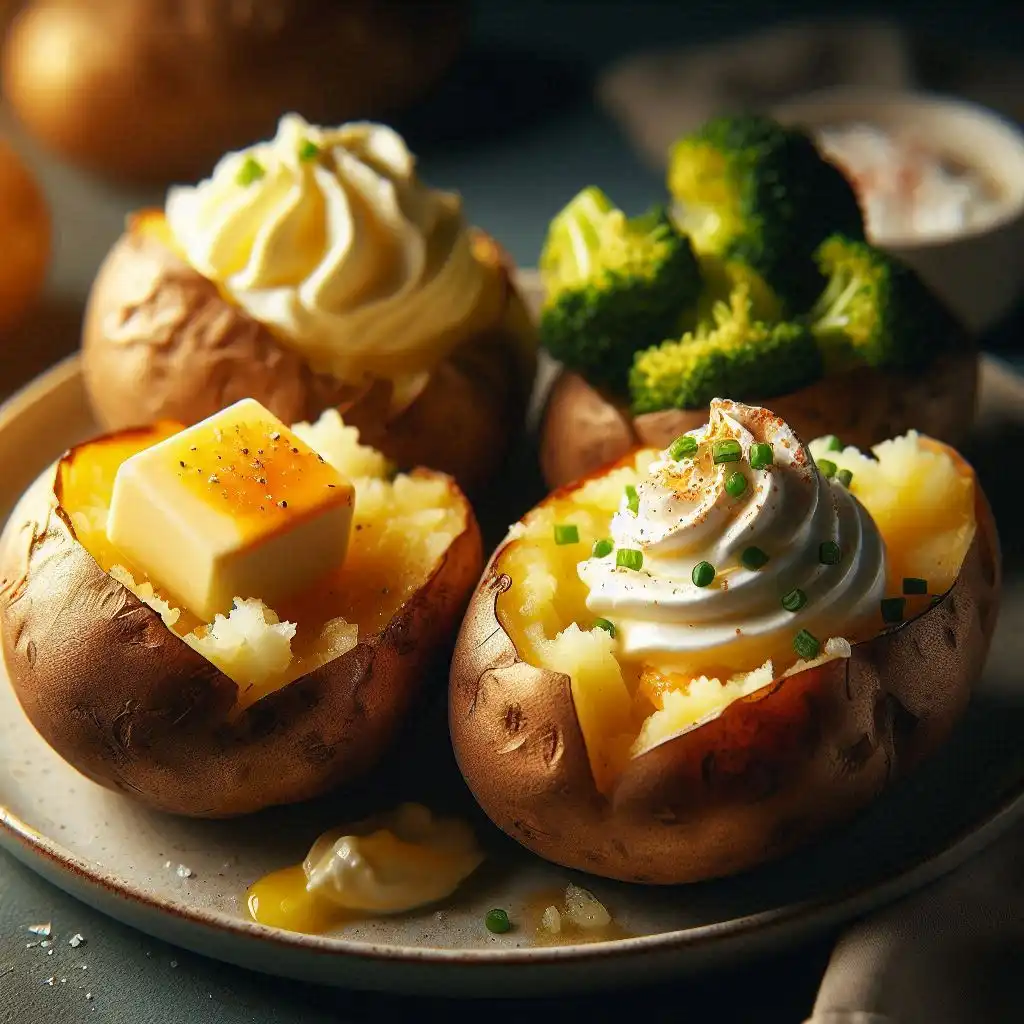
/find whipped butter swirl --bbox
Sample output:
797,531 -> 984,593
579,399 -> 887,674
166,114 -> 492,410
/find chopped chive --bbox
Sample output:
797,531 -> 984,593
712,438 -> 742,464
748,442 -> 774,470
616,548 -> 643,571
817,458 -> 837,479
692,560 -> 716,587
819,540 -> 842,565
553,524 -> 579,545
625,484 -> 639,515
793,629 -> 820,660
236,155 -> 265,186
593,618 -> 616,637
823,435 -> 843,452
592,537 -> 614,558
485,909 -> 511,934
836,468 -> 853,488
782,588 -> 807,612
298,139 -> 321,161
741,546 -> 770,570
902,577 -> 928,595
668,434 -> 698,460
881,597 -> 906,624
725,471 -> 748,498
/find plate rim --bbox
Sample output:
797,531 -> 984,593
3,352 -> 1024,974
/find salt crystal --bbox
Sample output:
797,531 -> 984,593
39,940 -> 52,949
69,934 -> 86,949
42,977 -> 54,986
85,992 -> 93,1001
176,865 -> 194,879
170,960 -> 178,968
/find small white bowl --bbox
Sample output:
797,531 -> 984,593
771,88 -> 1024,335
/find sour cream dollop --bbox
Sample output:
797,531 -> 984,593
166,114 -> 493,411
302,803 -> 484,915
578,399 -> 887,675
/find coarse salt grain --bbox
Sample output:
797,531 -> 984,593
69,934 -> 86,948
176,864 -> 194,879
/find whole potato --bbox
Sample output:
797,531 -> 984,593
0,135 -> 50,333
2,0 -> 468,183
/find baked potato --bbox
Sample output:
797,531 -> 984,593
540,354 -> 978,490
451,400 -> 1000,884
0,135 -> 50,333
1,0 -> 468,184
0,408 -> 483,817
81,117 -> 537,495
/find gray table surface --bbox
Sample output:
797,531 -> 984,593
2,2 -> 1023,1022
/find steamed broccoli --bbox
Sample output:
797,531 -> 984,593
690,254 -> 784,327
667,114 -> 865,309
806,234 -> 966,372
629,282 -> 823,414
539,186 -> 701,393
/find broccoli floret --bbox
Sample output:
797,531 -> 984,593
690,254 -> 785,327
667,114 -> 865,309
806,234 -> 967,372
539,186 -> 701,393
629,283 -> 824,414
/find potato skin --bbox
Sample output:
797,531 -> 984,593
2,0 -> 468,184
81,216 -> 537,494
540,352 -> 979,489
0,136 -> 50,333
449,450 -> 1000,884
0,449 -> 483,818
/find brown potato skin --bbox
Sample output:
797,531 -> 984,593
2,0 -> 468,184
450,448 -> 1000,884
81,215 -> 537,494
540,352 -> 979,489
0,445 -> 483,818
0,136 -> 50,333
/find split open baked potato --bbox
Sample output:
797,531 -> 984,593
81,117 -> 537,494
451,402 -> 1000,883
0,411 -> 482,817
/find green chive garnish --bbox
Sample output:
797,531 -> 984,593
616,548 -> 643,571
819,541 -> 842,565
692,560 -> 715,587
823,435 -> 843,452
741,546 -> 770,570
903,577 -> 927,595
236,156 -> 265,186
592,537 -> 614,558
625,484 -> 639,515
553,524 -> 579,545
818,458 -> 837,479
881,597 -> 906,624
793,629 -> 820,660
782,588 -> 807,612
593,618 -> 616,637
749,442 -> 774,470
298,139 -> 321,161
712,439 -> 742,464
668,434 -> 698,460
485,909 -> 511,934
725,471 -> 748,498
836,468 -> 853,488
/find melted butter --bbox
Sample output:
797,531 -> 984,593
523,887 -> 632,947
245,804 -> 483,935
247,865 -> 355,934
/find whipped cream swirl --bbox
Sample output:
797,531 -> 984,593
166,114 -> 493,411
578,399 -> 887,674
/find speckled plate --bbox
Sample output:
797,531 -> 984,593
2,336 -> 1024,997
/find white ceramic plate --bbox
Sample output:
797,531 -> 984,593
2,352 -> 1024,998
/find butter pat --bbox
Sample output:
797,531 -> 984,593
107,399 -> 354,621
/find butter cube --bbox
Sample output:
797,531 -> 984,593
107,398 -> 354,621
